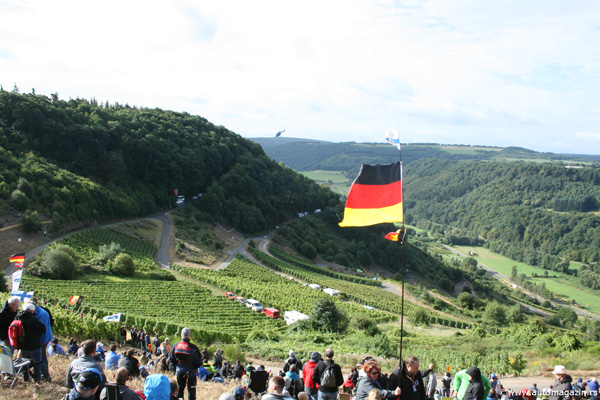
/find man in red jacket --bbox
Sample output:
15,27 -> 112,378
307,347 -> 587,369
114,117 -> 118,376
303,352 -> 321,400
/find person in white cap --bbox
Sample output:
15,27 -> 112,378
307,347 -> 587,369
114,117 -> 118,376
549,365 -> 573,400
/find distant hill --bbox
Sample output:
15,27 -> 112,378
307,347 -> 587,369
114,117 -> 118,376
251,137 -> 600,179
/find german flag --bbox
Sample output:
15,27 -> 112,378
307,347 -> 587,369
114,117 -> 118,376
339,162 -> 403,227
385,230 -> 400,241
9,253 -> 25,263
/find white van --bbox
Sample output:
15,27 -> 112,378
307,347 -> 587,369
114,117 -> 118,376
246,299 -> 263,312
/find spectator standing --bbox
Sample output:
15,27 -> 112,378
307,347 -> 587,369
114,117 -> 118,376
549,365 -> 573,400
214,348 -> 223,370
120,325 -> 128,346
427,370 -> 438,400
66,339 -> 106,396
284,350 -> 304,373
105,344 -> 121,370
312,347 -> 344,400
441,373 -> 452,397
489,375 -> 502,395
452,368 -> 491,400
169,327 -> 203,400
587,378 -> 599,400
303,351 -> 321,400
388,356 -> 426,400
99,367 -> 141,400
29,297 -> 53,381
202,346 -> 210,363
0,296 -> 20,354
16,302 -> 46,382
463,367 -> 484,400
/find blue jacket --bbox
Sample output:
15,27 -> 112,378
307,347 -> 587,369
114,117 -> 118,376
34,306 -> 53,345
105,351 -> 121,370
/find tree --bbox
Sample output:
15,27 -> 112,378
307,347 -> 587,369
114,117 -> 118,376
458,292 -> 475,310
309,298 -> 347,333
10,189 -> 30,211
507,304 -> 525,324
485,301 -> 507,326
110,253 -> 135,277
20,210 -> 42,233
17,177 -> 34,198
300,242 -> 317,260
29,245 -> 79,280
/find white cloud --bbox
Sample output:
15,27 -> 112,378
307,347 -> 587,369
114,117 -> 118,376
1,0 -> 599,154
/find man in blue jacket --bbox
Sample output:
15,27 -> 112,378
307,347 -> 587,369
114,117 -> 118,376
29,297 -> 53,381
169,327 -> 202,400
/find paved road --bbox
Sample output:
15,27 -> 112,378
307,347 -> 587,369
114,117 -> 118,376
4,211 -> 173,278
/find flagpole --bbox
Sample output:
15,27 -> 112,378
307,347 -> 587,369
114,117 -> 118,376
397,132 -> 406,363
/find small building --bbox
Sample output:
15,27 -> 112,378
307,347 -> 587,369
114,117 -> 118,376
284,310 -> 310,325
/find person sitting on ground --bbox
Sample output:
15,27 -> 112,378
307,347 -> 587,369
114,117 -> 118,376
68,338 -> 79,356
262,376 -> 295,400
355,361 -> 401,400
66,339 -> 106,395
342,373 -> 355,394
169,378 -> 179,400
233,360 -> 245,379
99,367 -> 142,400
220,361 -> 232,379
233,385 -> 248,400
48,337 -> 67,356
155,355 -> 169,373
95,342 -> 106,362
65,368 -> 104,400
118,348 -> 141,377
105,344 -> 121,370
487,388 -> 498,400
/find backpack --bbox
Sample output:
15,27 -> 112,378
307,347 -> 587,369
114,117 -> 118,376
174,341 -> 192,363
8,319 -> 25,349
321,363 -> 337,388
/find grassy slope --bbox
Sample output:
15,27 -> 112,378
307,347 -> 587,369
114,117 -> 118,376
453,245 -> 600,315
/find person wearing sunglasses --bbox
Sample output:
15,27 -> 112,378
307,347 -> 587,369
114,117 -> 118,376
355,361 -> 402,400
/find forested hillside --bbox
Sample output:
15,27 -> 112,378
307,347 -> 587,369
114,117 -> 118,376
0,90 -> 338,232
404,159 -> 600,276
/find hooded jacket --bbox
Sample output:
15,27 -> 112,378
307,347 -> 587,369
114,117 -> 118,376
549,374 -> 573,400
0,300 -> 18,342
453,369 -> 491,400
144,374 -> 171,400
463,367 -> 484,400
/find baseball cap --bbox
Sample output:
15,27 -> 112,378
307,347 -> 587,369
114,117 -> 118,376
233,385 -> 246,400
75,368 -> 103,390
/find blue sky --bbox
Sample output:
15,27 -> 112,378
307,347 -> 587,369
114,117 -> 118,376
1,0 -> 599,155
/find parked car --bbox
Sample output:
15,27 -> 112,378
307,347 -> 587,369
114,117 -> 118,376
235,296 -> 246,304
224,292 -> 236,299
262,308 -> 280,319
246,299 -> 263,312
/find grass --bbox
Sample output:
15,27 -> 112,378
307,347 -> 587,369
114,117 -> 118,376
300,170 -> 351,195
452,245 -> 600,317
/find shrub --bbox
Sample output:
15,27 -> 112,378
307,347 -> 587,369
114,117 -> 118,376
310,298 -> 348,333
20,210 -> 42,233
110,253 -> 135,277
29,246 -> 79,280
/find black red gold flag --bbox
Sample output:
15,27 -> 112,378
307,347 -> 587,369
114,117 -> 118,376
339,162 -> 403,227
9,253 -> 25,263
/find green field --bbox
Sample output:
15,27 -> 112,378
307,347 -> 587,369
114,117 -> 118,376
300,170 -> 351,195
453,245 -> 600,316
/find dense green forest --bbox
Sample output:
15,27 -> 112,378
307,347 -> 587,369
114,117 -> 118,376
0,90 -> 338,232
403,159 -> 600,283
